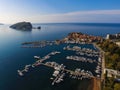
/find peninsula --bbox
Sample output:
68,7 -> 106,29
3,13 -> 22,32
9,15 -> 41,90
21,32 -> 103,48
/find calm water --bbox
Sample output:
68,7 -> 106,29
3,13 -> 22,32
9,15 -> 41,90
0,23 -> 120,90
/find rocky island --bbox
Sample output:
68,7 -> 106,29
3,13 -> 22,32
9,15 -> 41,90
10,22 -> 33,31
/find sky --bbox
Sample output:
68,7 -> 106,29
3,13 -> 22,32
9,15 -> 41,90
0,0 -> 120,24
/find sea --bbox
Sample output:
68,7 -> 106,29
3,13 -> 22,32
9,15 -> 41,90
0,23 -> 120,90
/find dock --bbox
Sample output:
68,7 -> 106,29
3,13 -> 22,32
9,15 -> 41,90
17,51 -> 61,76
18,44 -> 102,85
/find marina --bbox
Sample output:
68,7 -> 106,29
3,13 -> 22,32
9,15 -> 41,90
18,60 -> 95,85
18,43 -> 102,85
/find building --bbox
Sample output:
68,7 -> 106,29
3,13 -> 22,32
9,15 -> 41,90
106,33 -> 120,40
116,42 -> 120,46
104,68 -> 120,78
106,34 -> 110,39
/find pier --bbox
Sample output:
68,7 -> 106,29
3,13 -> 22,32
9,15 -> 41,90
63,45 -> 100,57
66,56 -> 97,63
18,60 -> 95,85
21,40 -> 61,48
17,51 -> 61,76
93,43 -> 105,80
42,62 -> 95,85
18,44 -> 102,85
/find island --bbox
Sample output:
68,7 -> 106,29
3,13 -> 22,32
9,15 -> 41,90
33,26 -> 41,30
37,26 -> 41,29
10,22 -> 33,31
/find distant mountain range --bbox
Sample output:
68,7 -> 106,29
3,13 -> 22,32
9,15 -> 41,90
0,23 -> 4,25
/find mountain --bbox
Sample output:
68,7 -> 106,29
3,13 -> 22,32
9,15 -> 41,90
0,23 -> 4,25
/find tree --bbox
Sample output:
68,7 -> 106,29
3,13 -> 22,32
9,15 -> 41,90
114,83 -> 120,90
111,54 -> 119,61
117,62 -> 120,70
103,87 -> 113,90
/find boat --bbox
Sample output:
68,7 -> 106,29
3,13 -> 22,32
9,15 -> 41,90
17,70 -> 24,76
50,77 -> 54,80
34,56 -> 40,59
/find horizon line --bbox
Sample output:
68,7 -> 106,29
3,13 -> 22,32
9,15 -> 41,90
3,22 -> 120,25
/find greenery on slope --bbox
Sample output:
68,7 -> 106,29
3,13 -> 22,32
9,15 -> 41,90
97,40 -> 120,90
97,40 -> 120,70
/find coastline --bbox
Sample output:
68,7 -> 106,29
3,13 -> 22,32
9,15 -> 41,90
92,43 -> 105,90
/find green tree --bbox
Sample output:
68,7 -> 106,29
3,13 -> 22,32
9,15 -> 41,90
103,87 -> 113,90
117,62 -> 120,70
114,83 -> 120,90
111,54 -> 119,61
